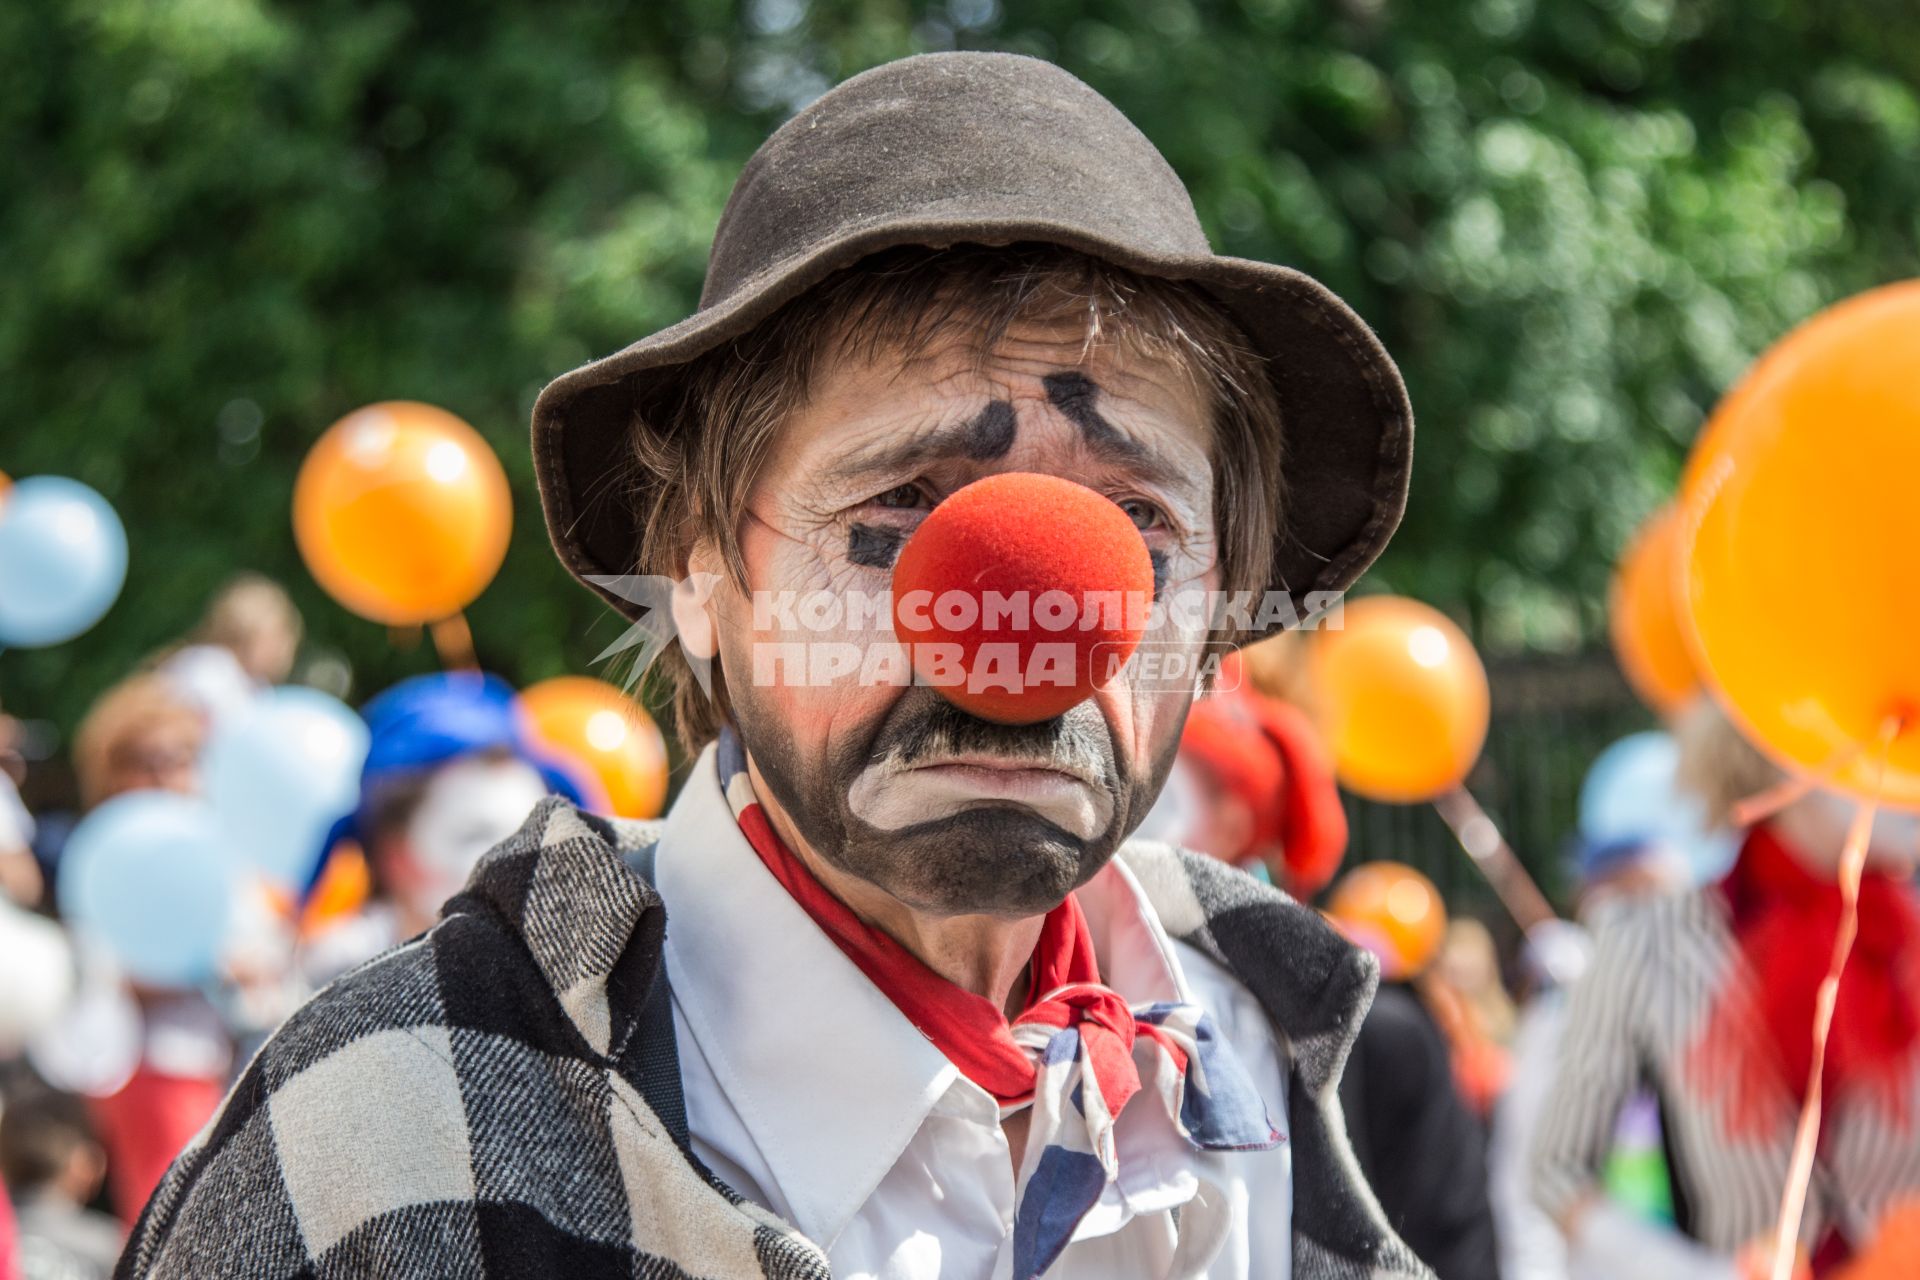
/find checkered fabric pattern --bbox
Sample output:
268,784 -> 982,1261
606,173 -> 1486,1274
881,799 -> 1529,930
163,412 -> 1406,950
714,729 -> 1285,1280
118,795 -> 1430,1279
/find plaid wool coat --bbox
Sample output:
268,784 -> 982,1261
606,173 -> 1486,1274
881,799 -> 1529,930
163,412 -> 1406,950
117,797 -> 1431,1279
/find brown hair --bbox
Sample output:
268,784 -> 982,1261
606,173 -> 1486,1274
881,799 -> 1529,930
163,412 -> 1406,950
626,243 -> 1286,751
1674,698 -> 1784,829
73,674 -> 206,809
196,572 -> 302,654
0,1087 -> 97,1194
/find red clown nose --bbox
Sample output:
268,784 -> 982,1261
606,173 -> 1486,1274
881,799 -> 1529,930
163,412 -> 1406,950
890,472 -> 1156,723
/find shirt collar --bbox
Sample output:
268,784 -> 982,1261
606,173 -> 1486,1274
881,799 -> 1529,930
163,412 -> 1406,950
654,742 -> 957,1248
653,742 -> 1216,1248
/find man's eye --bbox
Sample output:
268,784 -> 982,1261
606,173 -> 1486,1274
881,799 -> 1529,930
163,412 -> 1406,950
1119,498 -> 1165,531
873,483 -> 931,510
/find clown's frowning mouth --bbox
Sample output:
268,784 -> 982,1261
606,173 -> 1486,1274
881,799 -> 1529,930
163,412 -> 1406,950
849,695 -> 1118,841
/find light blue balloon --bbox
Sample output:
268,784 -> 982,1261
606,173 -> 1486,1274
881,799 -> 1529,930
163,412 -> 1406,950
0,476 -> 129,648
203,686 -> 369,889
1579,731 -> 1738,885
57,790 -> 237,987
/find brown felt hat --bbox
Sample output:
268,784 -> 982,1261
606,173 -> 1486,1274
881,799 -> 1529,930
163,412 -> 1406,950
532,52 -> 1412,634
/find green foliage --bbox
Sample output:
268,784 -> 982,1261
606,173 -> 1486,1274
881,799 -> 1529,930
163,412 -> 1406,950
3,0 -> 1916,737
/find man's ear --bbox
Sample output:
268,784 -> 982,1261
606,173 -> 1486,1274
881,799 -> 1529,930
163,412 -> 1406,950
670,543 -> 722,662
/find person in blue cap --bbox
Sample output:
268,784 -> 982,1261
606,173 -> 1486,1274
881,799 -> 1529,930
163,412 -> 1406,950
299,672 -> 589,986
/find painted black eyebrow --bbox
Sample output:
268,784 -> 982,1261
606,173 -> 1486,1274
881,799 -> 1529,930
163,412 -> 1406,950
823,408 -> 1009,486
1042,372 -> 1139,458
823,384 -> 1192,491
963,399 -> 1016,460
1043,375 -> 1195,491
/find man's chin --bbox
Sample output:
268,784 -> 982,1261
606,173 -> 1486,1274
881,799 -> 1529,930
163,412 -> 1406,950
840,805 -> 1114,919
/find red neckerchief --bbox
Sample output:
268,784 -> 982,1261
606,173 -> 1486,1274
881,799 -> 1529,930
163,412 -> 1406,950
1691,823 -> 1920,1134
731,797 -> 1180,1113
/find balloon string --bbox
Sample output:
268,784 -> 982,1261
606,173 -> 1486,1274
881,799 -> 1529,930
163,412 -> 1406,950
1433,787 -> 1559,931
430,612 -> 478,670
1767,715 -> 1903,1280
1731,741 -> 1871,829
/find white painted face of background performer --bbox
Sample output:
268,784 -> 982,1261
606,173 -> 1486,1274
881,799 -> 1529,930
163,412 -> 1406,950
399,756 -> 551,922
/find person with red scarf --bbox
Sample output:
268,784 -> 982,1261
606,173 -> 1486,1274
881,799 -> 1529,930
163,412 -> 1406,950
1532,703 -> 1920,1278
1151,653 -> 1349,899
119,54 -> 1430,1280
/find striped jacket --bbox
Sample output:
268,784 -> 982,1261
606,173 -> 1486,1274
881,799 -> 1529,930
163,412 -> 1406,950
1530,889 -> 1920,1255
118,796 -> 1430,1279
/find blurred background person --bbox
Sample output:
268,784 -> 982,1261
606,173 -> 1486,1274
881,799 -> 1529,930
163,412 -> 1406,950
0,1181 -> 16,1280
1329,861 -> 1502,1280
1489,830 -> 1692,1280
0,902 -> 75,1103
297,671 -> 587,987
0,711 -> 42,912
0,701 -> 59,1280
1143,653 -> 1349,900
68,678 -> 201,812
0,1088 -> 121,1280
59,676 -> 226,1225
1531,701 -> 1920,1277
1434,916 -> 1517,1116
155,574 -> 302,730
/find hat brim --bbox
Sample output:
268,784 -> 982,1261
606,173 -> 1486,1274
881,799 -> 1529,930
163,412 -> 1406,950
532,218 -> 1412,639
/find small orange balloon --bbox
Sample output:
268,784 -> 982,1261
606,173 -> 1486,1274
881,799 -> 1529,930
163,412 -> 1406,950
1326,861 -> 1447,979
1609,505 -> 1699,717
1681,281 -> 1920,808
293,402 -> 512,626
519,677 -> 669,820
1833,1196 -> 1920,1280
1310,596 -> 1490,803
299,842 -> 372,937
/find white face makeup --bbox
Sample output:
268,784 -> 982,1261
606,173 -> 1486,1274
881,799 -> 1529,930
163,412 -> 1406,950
1131,756 -> 1199,846
845,714 -> 1118,841
401,756 -> 551,917
696,315 -> 1224,918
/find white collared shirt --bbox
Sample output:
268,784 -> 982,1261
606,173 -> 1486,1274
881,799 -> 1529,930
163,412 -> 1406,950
654,746 -> 1292,1280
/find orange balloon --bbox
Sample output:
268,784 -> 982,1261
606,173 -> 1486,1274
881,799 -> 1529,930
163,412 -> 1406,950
1326,861 -> 1447,979
1681,281 -> 1920,808
1609,505 -> 1699,716
293,402 -> 511,625
1310,596 -> 1490,803
519,677 -> 669,819
1833,1196 -> 1920,1280
299,842 -> 372,937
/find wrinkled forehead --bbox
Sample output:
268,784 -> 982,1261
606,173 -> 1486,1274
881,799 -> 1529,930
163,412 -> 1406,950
773,313 -> 1216,481
853,298 -> 1208,410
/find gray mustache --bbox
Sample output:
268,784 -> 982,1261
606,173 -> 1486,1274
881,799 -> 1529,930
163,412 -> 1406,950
878,694 -> 1116,785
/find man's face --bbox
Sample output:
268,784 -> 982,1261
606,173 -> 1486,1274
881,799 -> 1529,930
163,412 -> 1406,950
103,722 -> 202,802
389,754 -> 553,919
695,314 -> 1222,919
